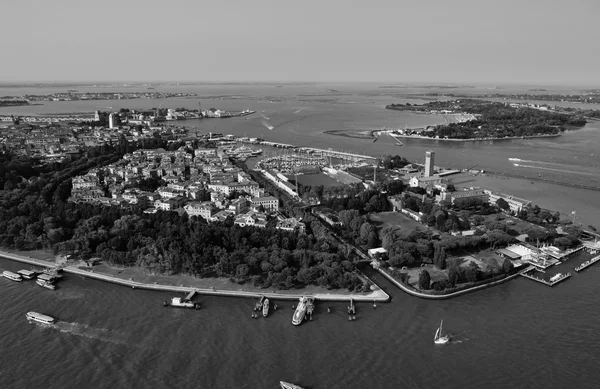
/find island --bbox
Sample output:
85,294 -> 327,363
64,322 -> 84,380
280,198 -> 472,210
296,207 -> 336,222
1,107 -> 598,300
0,99 -> 30,107
2,91 -> 197,102
385,99 -> 587,140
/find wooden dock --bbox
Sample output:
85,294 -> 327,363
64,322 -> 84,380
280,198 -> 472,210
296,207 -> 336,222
520,271 -> 571,287
575,255 -> 600,272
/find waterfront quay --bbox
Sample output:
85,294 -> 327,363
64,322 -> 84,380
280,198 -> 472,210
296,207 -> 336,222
0,252 -> 390,303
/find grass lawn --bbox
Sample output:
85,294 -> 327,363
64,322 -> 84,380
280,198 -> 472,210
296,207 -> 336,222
404,265 -> 448,287
369,211 -> 427,239
479,213 -> 540,236
451,248 -> 503,272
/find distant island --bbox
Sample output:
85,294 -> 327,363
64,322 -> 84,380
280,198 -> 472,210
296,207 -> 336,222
2,91 -> 197,102
0,99 -> 30,107
385,99 -> 588,140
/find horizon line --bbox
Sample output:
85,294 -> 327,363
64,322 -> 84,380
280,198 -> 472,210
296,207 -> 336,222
0,80 -> 598,89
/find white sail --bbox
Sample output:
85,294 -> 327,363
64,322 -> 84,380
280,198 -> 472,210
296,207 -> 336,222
434,327 -> 440,341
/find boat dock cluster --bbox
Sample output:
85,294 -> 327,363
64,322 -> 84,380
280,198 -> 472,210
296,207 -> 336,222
2,268 -> 62,290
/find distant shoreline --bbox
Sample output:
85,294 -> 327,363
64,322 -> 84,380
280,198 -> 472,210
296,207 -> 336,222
388,133 -> 562,142
325,128 -> 562,142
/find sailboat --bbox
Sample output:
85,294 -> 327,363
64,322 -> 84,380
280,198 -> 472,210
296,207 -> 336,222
434,320 -> 450,344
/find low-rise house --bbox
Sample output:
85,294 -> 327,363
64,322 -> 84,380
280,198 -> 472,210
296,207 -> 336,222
275,217 -> 306,234
234,211 -> 268,228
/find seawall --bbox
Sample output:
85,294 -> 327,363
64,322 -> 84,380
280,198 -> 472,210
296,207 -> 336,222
0,252 -> 390,303
375,266 -> 524,299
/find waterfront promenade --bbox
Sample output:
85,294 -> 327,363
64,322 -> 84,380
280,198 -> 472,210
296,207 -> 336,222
374,265 -> 527,299
0,251 -> 390,303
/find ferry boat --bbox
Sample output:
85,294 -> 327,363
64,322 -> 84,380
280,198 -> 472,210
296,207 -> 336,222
36,279 -> 56,290
280,381 -> 304,389
292,296 -> 309,326
263,298 -> 270,317
26,311 -> 55,325
17,270 -> 37,280
164,297 -> 199,309
3,270 -> 23,282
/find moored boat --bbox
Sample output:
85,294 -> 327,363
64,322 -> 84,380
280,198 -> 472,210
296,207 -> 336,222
17,270 -> 37,280
263,298 -> 270,317
280,381 -> 304,389
292,297 -> 308,326
36,278 -> 56,290
164,297 -> 199,309
26,311 -> 55,325
3,270 -> 22,282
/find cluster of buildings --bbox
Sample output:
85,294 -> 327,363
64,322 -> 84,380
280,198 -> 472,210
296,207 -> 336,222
68,146 -> 305,234
0,118 -> 189,162
396,151 -> 531,214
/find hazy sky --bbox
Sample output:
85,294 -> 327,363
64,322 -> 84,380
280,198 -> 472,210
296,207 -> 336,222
3,0 -> 599,85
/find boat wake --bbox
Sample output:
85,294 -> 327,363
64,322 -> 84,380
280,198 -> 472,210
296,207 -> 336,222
260,119 -> 274,131
509,157 -> 558,165
513,164 -> 596,176
52,321 -> 129,345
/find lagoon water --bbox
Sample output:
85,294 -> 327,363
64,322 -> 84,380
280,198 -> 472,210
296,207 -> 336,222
1,255 -> 600,389
1,84 -> 600,388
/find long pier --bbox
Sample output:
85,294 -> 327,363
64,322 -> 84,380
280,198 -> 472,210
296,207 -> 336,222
575,255 -> 600,272
297,147 -> 377,162
0,252 -> 390,302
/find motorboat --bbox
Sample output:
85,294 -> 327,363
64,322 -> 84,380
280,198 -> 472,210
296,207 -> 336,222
26,311 -> 55,325
164,297 -> 199,309
263,298 -> 270,317
36,278 -> 56,290
17,270 -> 37,280
280,381 -> 304,389
434,319 -> 450,344
3,270 -> 22,282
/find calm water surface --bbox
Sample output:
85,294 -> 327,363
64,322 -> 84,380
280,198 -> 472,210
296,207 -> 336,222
1,256 -> 599,389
